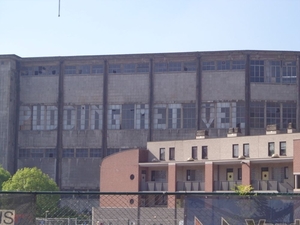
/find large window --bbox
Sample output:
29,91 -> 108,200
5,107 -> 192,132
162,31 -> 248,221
202,61 -> 215,70
282,62 -> 296,84
250,60 -> 264,82
280,142 -> 286,156
76,149 -> 88,157
63,149 -> 74,158
282,103 -> 296,128
182,104 -> 196,128
266,102 -> 280,127
268,142 -> 275,156
31,149 -> 44,158
121,104 -> 135,129
250,102 -> 265,128
217,61 -> 230,70
232,60 -> 245,70
90,148 -> 102,157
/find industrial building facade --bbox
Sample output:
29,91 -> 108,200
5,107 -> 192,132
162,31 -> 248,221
0,50 -> 299,190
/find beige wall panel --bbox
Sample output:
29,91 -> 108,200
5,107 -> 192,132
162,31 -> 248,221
202,71 -> 245,101
108,74 -> 149,103
251,83 -> 297,101
153,73 -> 196,103
64,75 -> 103,103
20,77 -> 59,103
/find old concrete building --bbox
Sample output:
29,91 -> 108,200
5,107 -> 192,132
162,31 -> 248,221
0,50 -> 299,190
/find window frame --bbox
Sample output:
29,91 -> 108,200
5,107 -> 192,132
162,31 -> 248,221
159,148 -> 165,161
232,144 -> 239,158
268,142 -> 275,156
169,147 -> 175,160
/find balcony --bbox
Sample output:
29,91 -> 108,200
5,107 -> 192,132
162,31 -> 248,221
140,182 -> 168,191
176,181 -> 205,191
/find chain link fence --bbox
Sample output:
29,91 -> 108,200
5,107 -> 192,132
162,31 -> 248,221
1,192 -> 300,225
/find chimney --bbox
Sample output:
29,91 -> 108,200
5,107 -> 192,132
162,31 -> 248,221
196,130 -> 208,139
227,127 -> 241,137
266,124 -> 279,135
287,122 -> 295,134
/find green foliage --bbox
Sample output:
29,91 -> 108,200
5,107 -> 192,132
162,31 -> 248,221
0,165 -> 11,190
2,167 -> 59,216
234,184 -> 254,195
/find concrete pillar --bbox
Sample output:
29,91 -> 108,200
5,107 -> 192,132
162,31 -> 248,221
168,163 -> 176,208
241,160 -> 251,186
205,162 -> 214,192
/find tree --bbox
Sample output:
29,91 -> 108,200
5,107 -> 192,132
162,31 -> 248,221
2,167 -> 59,216
0,165 -> 11,190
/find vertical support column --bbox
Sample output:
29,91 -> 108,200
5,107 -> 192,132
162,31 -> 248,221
148,58 -> 154,141
56,59 -> 64,189
168,163 -> 176,208
296,55 -> 300,131
196,55 -> 202,130
13,60 -> 21,173
102,60 -> 108,158
241,160 -> 251,186
205,162 -> 214,192
245,54 -> 251,136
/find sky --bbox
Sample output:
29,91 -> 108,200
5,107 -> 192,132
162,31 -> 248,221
0,0 -> 300,58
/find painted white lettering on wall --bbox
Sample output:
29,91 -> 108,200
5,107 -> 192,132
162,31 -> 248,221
0,210 -> 15,225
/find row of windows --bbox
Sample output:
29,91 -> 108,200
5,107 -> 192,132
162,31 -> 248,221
18,148 -> 122,158
202,60 -> 245,70
250,60 -> 296,84
159,146 -> 208,161
232,141 -> 286,158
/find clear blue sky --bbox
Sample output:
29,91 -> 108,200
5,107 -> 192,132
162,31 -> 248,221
1,0 -> 300,57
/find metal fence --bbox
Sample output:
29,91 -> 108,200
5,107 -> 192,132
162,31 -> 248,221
1,191 -> 300,225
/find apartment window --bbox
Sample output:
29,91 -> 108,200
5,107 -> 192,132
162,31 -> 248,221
91,65 -> 103,74
192,146 -> 198,160
187,170 -> 196,181
109,64 -> 121,73
151,170 -> 166,181
123,63 -> 136,73
169,147 -> 175,160
154,63 -> 167,72
63,149 -> 74,158
232,60 -> 245,70
243,144 -> 249,157
250,60 -> 264,82
232,144 -> 239,158
76,149 -> 88,157
78,65 -> 90,74
202,146 -> 208,159
183,62 -> 197,71
268,142 -> 275,156
202,61 -> 215,70
280,142 -> 286,156
238,168 -> 242,180
159,148 -> 165,161
168,62 -> 182,72
45,149 -> 56,158
65,66 -> 77,74
217,60 -> 230,70
19,149 -> 30,158
31,149 -> 44,158
90,148 -> 102,157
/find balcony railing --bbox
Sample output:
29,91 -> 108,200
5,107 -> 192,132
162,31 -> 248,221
140,182 -> 168,191
214,181 -> 242,191
176,181 -> 205,191
251,180 -> 293,193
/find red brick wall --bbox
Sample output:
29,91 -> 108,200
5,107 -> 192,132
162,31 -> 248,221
293,139 -> 300,173
205,162 -> 213,192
